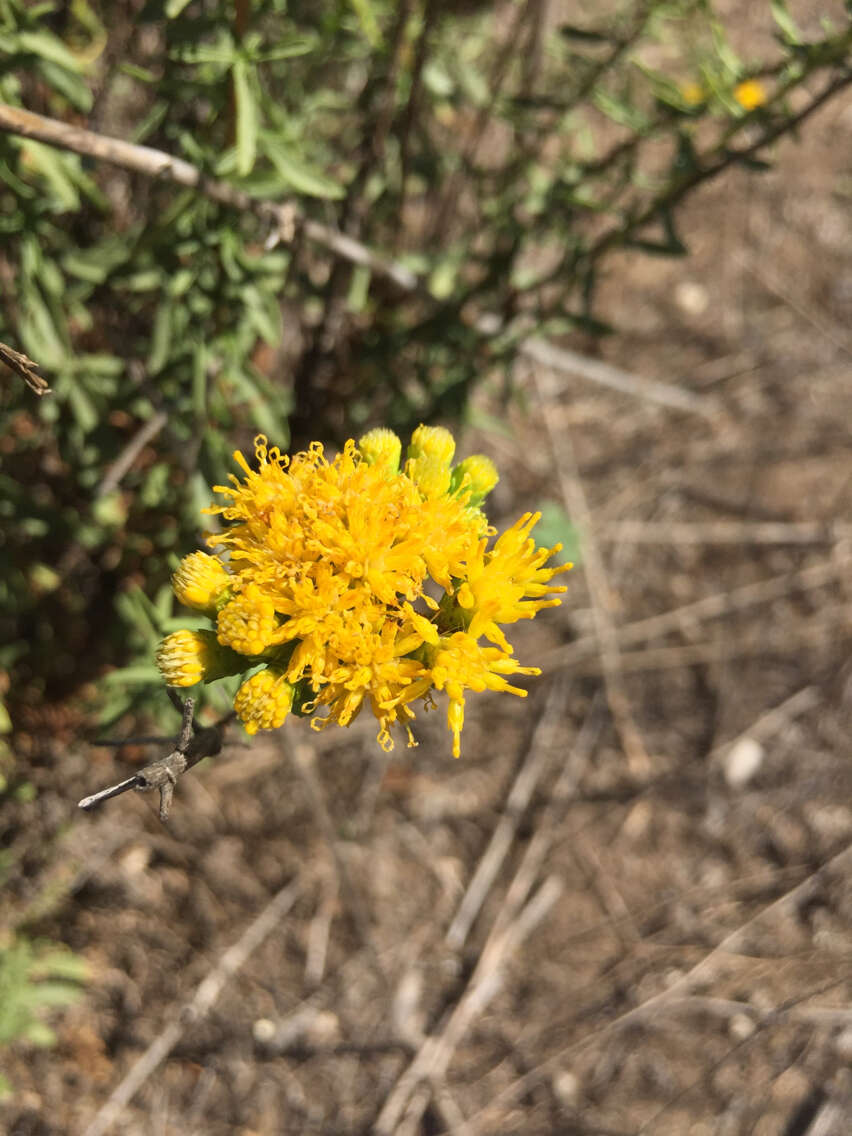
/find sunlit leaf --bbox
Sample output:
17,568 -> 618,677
233,57 -> 258,177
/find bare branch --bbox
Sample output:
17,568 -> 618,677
95,409 -> 168,498
0,339 -> 50,396
82,874 -> 302,1136
78,692 -> 233,822
0,102 -> 715,417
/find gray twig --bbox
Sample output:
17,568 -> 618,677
0,102 -> 715,417
83,874 -> 302,1136
0,339 -> 50,395
95,409 -> 168,498
78,692 -> 232,822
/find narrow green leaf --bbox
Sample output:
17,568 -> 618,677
192,341 -> 208,421
260,132 -> 344,199
17,30 -> 81,72
348,0 -> 383,48
101,664 -> 163,686
147,301 -> 173,374
770,0 -> 801,44
347,264 -> 371,313
559,24 -> 611,43
65,379 -> 99,434
242,284 -> 281,344
593,89 -> 650,131
254,35 -> 318,62
173,35 -> 236,67
533,502 -> 581,565
165,0 -> 194,16
19,141 -> 79,210
232,57 -> 258,177
35,59 -> 93,111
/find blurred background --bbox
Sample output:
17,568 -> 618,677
1,1 -> 852,1132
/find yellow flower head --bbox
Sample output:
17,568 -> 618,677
734,79 -> 766,111
156,629 -> 243,687
172,551 -> 231,612
217,582 -> 282,656
161,426 -> 570,754
426,631 -> 542,758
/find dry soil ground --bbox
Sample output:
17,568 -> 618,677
3,18 -> 852,1136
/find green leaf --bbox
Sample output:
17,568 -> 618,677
533,502 -> 581,565
242,284 -> 281,344
35,59 -> 93,111
593,88 -> 650,131
101,664 -> 163,686
260,132 -> 345,199
16,30 -> 82,72
19,141 -> 80,210
147,301 -> 173,374
559,24 -> 611,43
770,0 -> 801,44
64,377 -> 99,434
254,35 -> 318,62
165,0 -> 194,16
232,57 -> 258,178
347,264 -> 371,313
348,0 -> 383,48
19,285 -> 68,368
192,341 -> 208,420
172,35 -> 236,67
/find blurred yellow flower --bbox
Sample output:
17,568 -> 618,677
734,79 -> 766,111
157,427 -> 571,756
680,80 -> 706,107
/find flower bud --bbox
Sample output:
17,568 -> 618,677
408,424 -> 456,465
451,454 -> 499,506
358,428 -> 401,473
172,552 -> 231,612
156,629 -> 243,687
235,667 -> 295,735
217,584 -> 279,656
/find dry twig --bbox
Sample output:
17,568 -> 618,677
0,102 -> 715,418
0,339 -> 50,395
445,676 -> 571,951
540,551 -> 852,673
597,520 -> 852,545
95,409 -> 169,498
78,690 -> 232,822
531,367 -> 651,775
83,874 -> 302,1136
464,841 -> 852,1133
376,875 -> 564,1134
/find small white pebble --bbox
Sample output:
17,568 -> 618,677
253,1018 -> 276,1044
834,1027 -> 852,1060
724,736 -> 764,788
675,281 -> 710,316
551,1069 -> 580,1107
729,1013 -> 756,1040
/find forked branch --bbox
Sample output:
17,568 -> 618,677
78,690 -> 232,821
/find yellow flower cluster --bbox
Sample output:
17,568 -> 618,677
156,426 -> 571,757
